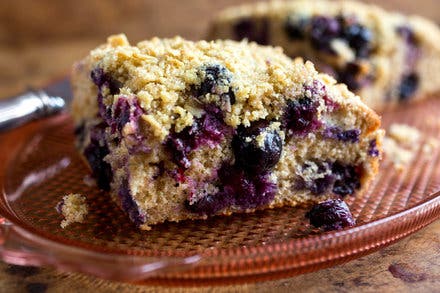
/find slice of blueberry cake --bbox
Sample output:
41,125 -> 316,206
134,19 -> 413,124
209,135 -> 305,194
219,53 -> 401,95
209,0 -> 440,111
71,34 -> 383,230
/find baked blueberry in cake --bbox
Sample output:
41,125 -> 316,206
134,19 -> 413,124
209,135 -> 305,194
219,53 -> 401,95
71,34 -> 383,229
209,0 -> 440,111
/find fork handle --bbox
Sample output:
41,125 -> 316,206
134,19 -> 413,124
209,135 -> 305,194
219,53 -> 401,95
0,90 -> 65,132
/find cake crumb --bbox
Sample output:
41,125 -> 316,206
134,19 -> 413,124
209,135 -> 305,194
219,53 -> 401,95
388,124 -> 420,146
383,137 -> 415,171
383,123 -> 438,171
56,194 -> 89,229
422,138 -> 440,155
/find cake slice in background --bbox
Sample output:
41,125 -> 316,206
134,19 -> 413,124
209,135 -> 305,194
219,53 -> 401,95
209,0 -> 440,111
71,34 -> 383,229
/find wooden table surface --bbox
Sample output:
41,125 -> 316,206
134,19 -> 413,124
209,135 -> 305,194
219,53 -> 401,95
0,1 -> 439,292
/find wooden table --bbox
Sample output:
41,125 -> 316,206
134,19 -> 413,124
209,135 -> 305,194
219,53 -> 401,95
0,1 -> 439,292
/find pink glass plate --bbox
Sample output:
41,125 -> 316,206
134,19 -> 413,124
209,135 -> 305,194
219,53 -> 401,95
0,80 -> 439,286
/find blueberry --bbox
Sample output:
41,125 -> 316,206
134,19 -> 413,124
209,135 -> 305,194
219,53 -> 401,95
282,97 -> 320,136
285,16 -> 308,40
337,62 -> 371,91
332,163 -> 361,196
296,162 -> 335,195
118,178 -> 146,226
83,123 -> 113,191
368,139 -> 379,157
398,73 -> 419,101
194,65 -> 236,110
165,106 -> 232,169
218,164 -> 276,210
166,137 -> 191,169
323,126 -> 360,143
310,175 -> 336,195
112,98 -> 130,132
306,199 -> 356,231
90,67 -> 121,95
397,26 -> 417,46
232,120 -> 283,174
91,68 -> 121,122
196,64 -> 232,96
91,67 -> 105,87
343,23 -> 372,58
185,191 -> 234,216
310,16 -> 341,52
111,97 -> 144,133
233,18 -> 269,45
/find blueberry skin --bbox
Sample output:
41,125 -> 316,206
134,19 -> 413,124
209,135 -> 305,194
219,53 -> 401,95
306,199 -> 356,231
185,191 -> 234,216
368,139 -> 379,157
282,97 -> 320,136
233,18 -> 269,45
398,73 -> 419,101
83,123 -> 113,191
343,23 -> 373,58
309,16 -> 341,53
220,165 -> 277,210
232,120 -> 283,174
285,16 -> 308,40
332,163 -> 361,196
323,126 -> 360,143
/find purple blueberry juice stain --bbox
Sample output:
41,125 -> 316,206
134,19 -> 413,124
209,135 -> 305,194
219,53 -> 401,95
83,123 -> 113,191
296,161 -> 361,196
55,199 -> 64,214
118,177 -> 146,226
165,105 -> 232,169
111,97 -> 131,133
306,198 -> 355,231
397,26 -> 418,47
186,163 -> 277,216
388,263 -> 427,283
90,67 -> 122,122
323,126 -> 360,143
368,139 -> 379,157
91,67 -> 121,95
219,164 -> 276,210
110,96 -> 148,154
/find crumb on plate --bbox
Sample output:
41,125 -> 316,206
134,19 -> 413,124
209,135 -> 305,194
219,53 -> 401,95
56,193 -> 89,229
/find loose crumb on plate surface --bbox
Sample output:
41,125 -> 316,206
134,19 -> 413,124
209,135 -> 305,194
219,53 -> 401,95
56,193 -> 89,229
383,123 -> 439,171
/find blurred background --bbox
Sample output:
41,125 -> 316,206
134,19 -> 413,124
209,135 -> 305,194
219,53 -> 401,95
0,0 -> 438,99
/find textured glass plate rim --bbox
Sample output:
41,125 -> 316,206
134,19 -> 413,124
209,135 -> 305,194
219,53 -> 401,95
0,114 -> 439,285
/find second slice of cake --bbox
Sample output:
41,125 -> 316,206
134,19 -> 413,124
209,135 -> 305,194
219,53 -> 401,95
71,34 -> 383,229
